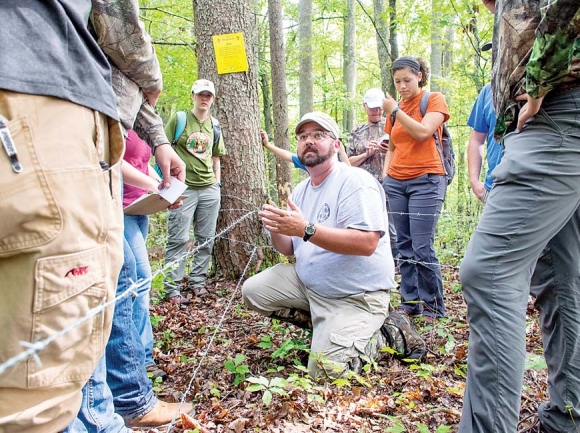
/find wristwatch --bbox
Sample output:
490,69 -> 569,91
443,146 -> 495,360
303,222 -> 316,242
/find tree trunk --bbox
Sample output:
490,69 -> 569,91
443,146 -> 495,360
442,24 -> 454,96
430,0 -> 443,92
373,0 -> 394,95
193,0 -> 269,278
388,0 -> 398,97
259,37 -> 277,202
343,0 -> 356,134
298,0 -> 313,116
268,0 -> 293,208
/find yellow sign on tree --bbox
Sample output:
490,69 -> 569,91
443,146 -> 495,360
213,32 -> 249,75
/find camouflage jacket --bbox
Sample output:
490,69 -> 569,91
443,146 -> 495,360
347,119 -> 386,181
90,0 -> 168,149
491,0 -> 580,140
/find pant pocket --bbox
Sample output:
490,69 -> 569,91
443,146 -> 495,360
27,246 -> 108,388
0,117 -> 62,257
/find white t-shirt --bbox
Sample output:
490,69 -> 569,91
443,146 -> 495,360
291,163 -> 396,298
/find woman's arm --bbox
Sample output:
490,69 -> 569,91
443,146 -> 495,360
122,162 -> 159,192
381,143 -> 395,179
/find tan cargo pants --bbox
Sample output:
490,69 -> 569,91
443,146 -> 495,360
242,263 -> 391,379
0,91 -> 124,433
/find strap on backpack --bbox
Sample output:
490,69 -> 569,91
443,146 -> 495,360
172,111 -> 187,146
172,111 -> 221,147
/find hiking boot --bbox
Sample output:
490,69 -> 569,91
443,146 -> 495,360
146,364 -> 168,381
381,309 -> 426,361
125,400 -> 193,427
271,308 -> 312,329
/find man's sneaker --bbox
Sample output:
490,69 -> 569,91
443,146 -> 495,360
381,309 -> 426,361
271,308 -> 312,329
146,364 -> 168,381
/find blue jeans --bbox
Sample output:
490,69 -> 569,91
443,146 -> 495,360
63,355 -> 129,433
106,236 -> 157,420
459,88 -> 580,432
124,214 -> 154,367
383,174 -> 446,317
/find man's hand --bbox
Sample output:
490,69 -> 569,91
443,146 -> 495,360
470,180 -> 485,202
365,140 -> 380,156
259,197 -> 306,237
516,94 -> 544,132
482,0 -> 495,13
143,88 -> 162,108
154,143 -> 186,189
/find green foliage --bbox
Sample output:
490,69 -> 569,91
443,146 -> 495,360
224,353 -> 250,386
525,353 -> 547,371
150,314 -> 164,329
257,334 -> 273,349
155,329 -> 175,351
246,376 -> 288,406
271,336 -> 309,359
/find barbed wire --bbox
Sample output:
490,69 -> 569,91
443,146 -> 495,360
0,209 -> 257,376
0,198 -> 475,396
166,247 -> 259,429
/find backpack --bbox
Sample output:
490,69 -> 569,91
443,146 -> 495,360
154,111 -> 222,177
391,91 -> 455,185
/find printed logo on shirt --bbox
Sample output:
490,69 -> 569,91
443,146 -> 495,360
186,131 -> 211,159
317,204 -> 330,223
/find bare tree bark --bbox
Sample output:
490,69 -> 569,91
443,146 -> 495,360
343,0 -> 356,134
193,0 -> 270,277
373,0 -> 394,95
388,0 -> 398,96
299,0 -> 313,116
268,0 -> 293,207
258,29 -> 277,201
430,0 -> 443,92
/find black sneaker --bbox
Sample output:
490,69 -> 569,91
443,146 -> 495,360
271,308 -> 312,329
381,310 -> 426,362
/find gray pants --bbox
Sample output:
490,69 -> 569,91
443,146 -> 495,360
242,263 -> 390,379
164,185 -> 220,297
459,88 -> 580,432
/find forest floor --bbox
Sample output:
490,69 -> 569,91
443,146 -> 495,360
136,270 -> 547,433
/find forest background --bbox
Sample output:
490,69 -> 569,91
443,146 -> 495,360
140,0 -> 494,276
133,2 -> 550,432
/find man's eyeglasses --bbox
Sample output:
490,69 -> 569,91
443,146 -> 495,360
295,131 -> 334,142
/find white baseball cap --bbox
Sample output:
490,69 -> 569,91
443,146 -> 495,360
191,79 -> 215,96
295,112 -> 340,140
363,88 -> 385,109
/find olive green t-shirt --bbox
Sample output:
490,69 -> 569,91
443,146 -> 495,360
164,110 -> 227,189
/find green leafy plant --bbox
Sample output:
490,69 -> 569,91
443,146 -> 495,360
224,353 -> 250,386
155,329 -> 175,351
258,334 -> 273,349
271,336 -> 309,359
246,376 -> 288,406
150,315 -> 164,329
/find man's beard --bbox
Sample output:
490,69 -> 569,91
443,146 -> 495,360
298,143 -> 335,167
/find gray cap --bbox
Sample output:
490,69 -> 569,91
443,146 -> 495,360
295,111 -> 340,140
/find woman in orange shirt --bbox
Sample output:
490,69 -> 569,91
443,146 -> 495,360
380,56 -> 449,321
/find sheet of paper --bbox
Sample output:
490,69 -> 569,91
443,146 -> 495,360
158,176 -> 187,204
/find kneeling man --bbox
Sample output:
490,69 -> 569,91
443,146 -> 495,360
243,112 -> 420,379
